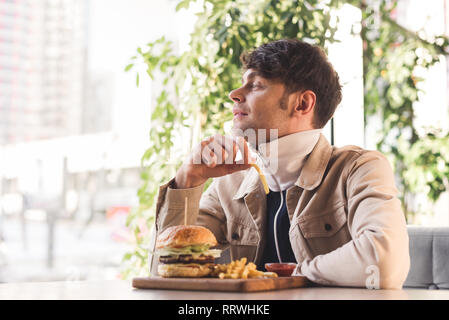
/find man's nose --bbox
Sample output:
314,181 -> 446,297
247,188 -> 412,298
229,88 -> 245,103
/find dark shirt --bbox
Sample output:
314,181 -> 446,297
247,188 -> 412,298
258,189 -> 297,271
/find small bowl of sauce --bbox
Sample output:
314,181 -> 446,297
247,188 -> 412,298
265,263 -> 297,277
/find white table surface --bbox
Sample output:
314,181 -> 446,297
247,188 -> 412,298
0,280 -> 449,300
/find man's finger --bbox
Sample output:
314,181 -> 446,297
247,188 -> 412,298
208,163 -> 252,177
234,136 -> 253,165
201,145 -> 217,167
242,136 -> 251,164
208,139 -> 228,165
222,163 -> 252,175
212,134 -> 235,164
232,141 -> 239,162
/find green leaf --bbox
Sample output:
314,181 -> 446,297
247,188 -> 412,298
125,64 -> 134,72
136,73 -> 140,87
176,0 -> 191,12
121,252 -> 133,262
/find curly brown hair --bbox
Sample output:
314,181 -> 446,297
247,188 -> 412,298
240,39 -> 342,128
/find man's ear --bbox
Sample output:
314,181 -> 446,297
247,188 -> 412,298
295,90 -> 316,114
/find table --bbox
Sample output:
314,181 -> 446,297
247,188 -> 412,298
0,280 -> 449,300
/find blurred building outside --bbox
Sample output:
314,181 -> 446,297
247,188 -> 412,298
0,0 -> 190,283
0,0 -> 448,283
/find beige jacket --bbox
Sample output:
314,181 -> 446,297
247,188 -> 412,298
150,134 -> 410,289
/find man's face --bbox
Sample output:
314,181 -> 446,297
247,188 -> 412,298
229,69 -> 290,144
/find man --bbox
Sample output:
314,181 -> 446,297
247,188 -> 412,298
150,39 -> 410,289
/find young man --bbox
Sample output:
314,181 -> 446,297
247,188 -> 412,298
151,39 -> 410,289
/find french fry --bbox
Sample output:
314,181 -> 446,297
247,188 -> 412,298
211,258 -> 278,279
262,272 -> 278,278
242,267 -> 249,279
250,164 -> 270,194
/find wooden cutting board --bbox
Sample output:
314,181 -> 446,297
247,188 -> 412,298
132,276 -> 308,292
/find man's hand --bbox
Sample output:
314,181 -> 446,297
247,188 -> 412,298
174,134 -> 254,189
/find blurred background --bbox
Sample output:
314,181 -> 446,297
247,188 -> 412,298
0,0 -> 448,283
0,0 -> 194,282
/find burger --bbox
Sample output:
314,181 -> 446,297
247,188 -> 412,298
155,225 -> 222,277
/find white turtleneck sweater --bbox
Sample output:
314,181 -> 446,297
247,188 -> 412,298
254,129 -> 322,192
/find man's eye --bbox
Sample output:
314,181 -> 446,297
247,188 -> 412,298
248,83 -> 262,89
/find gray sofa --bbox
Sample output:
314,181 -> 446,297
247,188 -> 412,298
404,226 -> 449,289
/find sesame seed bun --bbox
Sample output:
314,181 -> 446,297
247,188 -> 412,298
156,225 -> 217,249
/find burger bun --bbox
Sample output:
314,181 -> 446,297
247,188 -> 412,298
157,263 -> 213,278
156,225 -> 217,249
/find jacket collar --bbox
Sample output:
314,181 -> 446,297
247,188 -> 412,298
232,133 -> 333,199
295,134 -> 333,190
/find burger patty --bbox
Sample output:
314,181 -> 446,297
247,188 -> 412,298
159,254 -> 215,264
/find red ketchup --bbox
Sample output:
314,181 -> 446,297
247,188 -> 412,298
265,263 -> 297,277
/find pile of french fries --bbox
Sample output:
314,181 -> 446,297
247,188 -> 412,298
211,258 -> 277,279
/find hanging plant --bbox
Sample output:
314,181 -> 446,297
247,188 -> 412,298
359,0 -> 449,220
